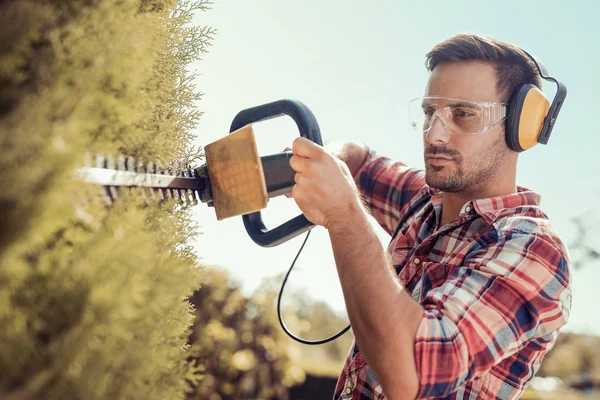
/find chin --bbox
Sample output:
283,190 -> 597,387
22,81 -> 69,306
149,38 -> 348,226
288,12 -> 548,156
425,169 -> 462,192
424,165 -> 446,180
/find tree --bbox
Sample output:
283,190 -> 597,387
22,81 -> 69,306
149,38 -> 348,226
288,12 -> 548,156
569,211 -> 600,270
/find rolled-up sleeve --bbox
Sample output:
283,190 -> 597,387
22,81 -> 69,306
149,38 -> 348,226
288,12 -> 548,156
352,148 -> 426,235
413,231 -> 572,398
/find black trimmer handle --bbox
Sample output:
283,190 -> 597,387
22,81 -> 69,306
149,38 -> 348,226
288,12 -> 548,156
229,99 -> 323,247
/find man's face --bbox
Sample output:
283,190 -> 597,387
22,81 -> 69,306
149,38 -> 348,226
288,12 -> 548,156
422,61 -> 510,193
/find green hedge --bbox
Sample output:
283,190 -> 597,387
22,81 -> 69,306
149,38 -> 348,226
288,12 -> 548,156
0,1 -> 214,398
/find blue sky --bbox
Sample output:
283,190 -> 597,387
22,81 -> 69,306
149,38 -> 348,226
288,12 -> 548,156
190,0 -> 600,335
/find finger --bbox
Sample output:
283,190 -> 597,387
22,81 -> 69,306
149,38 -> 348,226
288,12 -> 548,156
289,155 -> 310,173
292,183 -> 300,199
292,137 -> 323,159
293,171 -> 306,185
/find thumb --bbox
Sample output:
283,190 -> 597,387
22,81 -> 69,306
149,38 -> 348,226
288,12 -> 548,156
283,146 -> 294,198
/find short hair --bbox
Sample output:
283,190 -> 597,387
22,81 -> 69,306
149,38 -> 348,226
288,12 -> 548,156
425,34 -> 542,102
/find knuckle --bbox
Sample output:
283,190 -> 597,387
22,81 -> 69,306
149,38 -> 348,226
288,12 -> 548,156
316,147 -> 330,161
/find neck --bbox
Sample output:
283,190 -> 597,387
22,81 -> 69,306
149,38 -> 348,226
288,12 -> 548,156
439,171 -> 517,227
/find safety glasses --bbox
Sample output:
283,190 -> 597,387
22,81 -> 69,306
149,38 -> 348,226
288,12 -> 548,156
408,96 -> 507,135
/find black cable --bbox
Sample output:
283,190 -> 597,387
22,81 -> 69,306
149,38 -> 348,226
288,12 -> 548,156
277,230 -> 351,345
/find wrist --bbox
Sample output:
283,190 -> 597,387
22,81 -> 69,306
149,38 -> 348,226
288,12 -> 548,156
325,196 -> 369,234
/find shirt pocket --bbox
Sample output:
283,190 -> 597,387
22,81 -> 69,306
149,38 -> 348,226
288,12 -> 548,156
417,261 -> 449,302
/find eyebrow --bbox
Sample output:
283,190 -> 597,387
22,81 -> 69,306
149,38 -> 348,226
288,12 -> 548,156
421,101 -> 479,109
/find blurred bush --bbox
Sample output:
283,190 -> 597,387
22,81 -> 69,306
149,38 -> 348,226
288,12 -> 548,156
186,267 -> 306,400
539,332 -> 600,390
254,275 -> 354,377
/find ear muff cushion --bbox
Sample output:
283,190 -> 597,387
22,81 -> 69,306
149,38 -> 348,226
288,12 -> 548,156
506,85 -> 532,152
506,84 -> 550,152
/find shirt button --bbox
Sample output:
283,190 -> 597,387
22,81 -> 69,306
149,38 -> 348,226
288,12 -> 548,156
413,257 -> 421,265
345,387 -> 352,395
464,206 -> 471,213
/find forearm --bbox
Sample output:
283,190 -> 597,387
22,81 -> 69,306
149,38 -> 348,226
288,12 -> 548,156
328,204 -> 424,400
324,140 -> 368,178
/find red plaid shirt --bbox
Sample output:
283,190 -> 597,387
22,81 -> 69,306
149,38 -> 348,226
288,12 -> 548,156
333,150 -> 572,399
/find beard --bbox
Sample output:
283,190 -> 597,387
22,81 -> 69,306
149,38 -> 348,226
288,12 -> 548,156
424,135 -> 506,193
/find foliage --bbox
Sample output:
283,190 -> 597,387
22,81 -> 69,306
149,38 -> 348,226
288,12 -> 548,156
0,1 -> 214,399
186,267 -> 306,400
539,332 -> 600,388
569,212 -> 600,270
253,274 -> 354,379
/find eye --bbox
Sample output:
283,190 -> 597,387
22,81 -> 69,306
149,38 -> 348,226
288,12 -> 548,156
455,109 -> 474,118
422,107 -> 435,116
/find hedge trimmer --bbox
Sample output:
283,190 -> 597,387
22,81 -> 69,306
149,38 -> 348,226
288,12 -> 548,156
77,99 -> 323,248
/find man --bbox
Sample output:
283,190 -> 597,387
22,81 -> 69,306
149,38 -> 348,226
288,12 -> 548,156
287,34 -> 572,399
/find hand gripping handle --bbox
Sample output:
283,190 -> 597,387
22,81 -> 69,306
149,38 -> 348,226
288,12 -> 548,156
229,99 -> 323,247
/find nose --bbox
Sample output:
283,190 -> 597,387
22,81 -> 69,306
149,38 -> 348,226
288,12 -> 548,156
425,114 -> 451,145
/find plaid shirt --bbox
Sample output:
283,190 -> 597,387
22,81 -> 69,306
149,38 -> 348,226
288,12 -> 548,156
333,150 -> 572,400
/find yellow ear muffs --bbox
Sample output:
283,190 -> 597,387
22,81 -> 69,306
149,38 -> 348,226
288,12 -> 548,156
506,84 -> 551,152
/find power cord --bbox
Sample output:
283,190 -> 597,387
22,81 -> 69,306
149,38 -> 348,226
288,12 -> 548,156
277,230 -> 352,345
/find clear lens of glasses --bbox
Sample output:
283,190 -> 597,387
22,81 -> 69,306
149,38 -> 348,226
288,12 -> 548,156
408,96 -> 507,135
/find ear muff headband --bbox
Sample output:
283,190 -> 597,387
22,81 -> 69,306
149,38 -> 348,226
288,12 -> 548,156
506,49 -> 567,152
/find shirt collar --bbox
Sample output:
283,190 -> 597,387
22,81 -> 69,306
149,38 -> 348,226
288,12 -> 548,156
425,186 -> 543,224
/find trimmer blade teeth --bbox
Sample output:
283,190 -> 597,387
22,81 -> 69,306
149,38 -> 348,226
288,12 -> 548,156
181,168 -> 192,204
95,154 -> 105,168
154,162 -> 166,199
106,156 -> 115,169
126,156 -> 135,171
117,156 -> 126,171
108,185 -> 119,201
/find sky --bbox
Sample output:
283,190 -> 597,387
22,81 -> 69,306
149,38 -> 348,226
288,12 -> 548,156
189,0 -> 600,336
